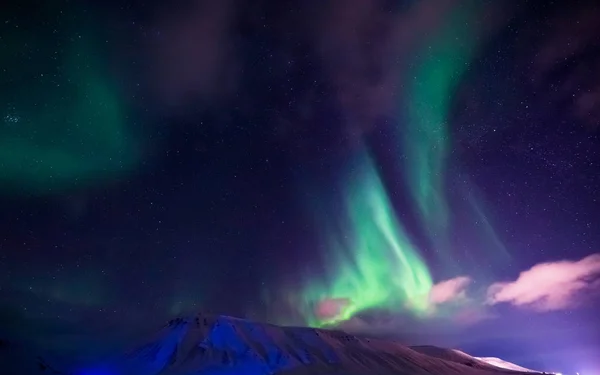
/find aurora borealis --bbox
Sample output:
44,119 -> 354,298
0,4 -> 140,193
402,1 -> 511,270
298,152 -> 433,327
295,2 -> 502,327
403,5 -> 474,240
2,0 -> 600,373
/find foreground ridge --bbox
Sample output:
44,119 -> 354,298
79,313 -> 541,375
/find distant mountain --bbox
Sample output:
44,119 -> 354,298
76,313 -> 542,375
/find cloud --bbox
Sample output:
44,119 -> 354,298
315,298 -> 351,320
148,0 -> 239,109
530,3 -> 600,130
309,254 -> 600,338
487,254 -> 600,311
429,276 -> 472,305
427,276 -> 493,325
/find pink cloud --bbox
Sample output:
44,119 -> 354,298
429,276 -> 472,305
426,276 -> 493,326
315,298 -> 351,320
487,254 -> 600,311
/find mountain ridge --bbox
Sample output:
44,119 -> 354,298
79,312 -> 541,375
0,313 -> 541,375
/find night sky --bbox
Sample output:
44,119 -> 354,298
1,0 -> 599,373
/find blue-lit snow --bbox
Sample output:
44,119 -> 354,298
74,314 -> 539,375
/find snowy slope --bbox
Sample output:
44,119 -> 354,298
475,357 -> 537,372
410,345 -> 500,370
410,345 -> 537,373
79,313 -> 542,375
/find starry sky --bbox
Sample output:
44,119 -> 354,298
1,0 -> 600,373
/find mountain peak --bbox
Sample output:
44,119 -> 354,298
76,314 -> 542,375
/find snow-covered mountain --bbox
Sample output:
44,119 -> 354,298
76,313 -> 541,375
475,357 -> 537,372
410,345 -> 537,373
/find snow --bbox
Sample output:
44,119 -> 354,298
476,357 -> 537,372
78,313 -> 542,375
3,313 -> 543,375
410,345 -> 537,372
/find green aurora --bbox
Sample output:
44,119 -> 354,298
403,2 -> 511,270
297,3 -> 506,327
0,5 -> 140,194
299,153 -> 433,327
403,3 -> 479,250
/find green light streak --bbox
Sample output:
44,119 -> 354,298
300,153 -> 433,327
404,3 -> 479,243
403,2 -> 513,269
